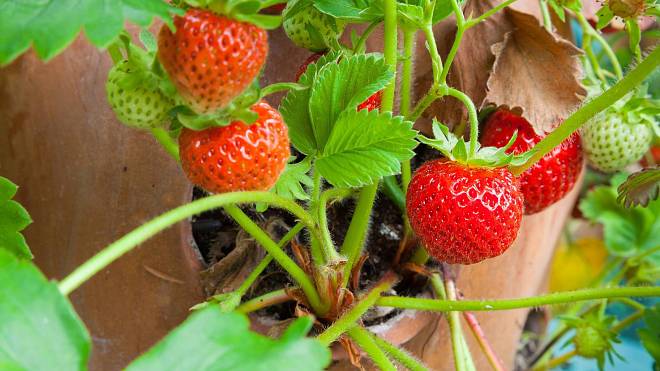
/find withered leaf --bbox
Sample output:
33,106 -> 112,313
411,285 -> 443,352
484,9 -> 586,133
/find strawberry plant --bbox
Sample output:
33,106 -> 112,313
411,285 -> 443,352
1,0 -> 659,370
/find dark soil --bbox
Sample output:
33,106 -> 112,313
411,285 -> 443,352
189,144 -> 440,323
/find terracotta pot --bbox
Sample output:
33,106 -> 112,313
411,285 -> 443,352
0,9 -> 580,370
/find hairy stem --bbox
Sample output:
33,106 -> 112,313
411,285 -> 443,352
463,311 -> 505,371
317,273 -> 398,345
236,223 -> 304,296
370,332 -> 430,371
511,46 -> 660,175
400,27 -> 416,195
347,327 -> 397,371
354,21 -> 380,53
318,188 -> 352,254
376,286 -> 660,311
150,128 -> 180,161
423,26 -> 443,82
439,0 -> 466,84
466,0 -> 518,27
57,192 -> 317,294
223,205 -> 325,314
236,289 -> 291,314
612,309 -> 645,332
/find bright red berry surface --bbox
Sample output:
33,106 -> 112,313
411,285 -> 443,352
158,9 -> 268,114
295,53 -> 382,111
179,101 -> 290,194
481,109 -> 583,214
406,159 -> 524,265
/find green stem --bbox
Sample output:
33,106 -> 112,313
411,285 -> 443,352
410,246 -> 430,265
223,205 -> 325,314
310,169 -> 327,265
445,87 -> 479,158
370,332 -> 430,371
630,245 -> 660,264
612,309 -> 645,332
465,0 -> 518,27
317,274 -> 398,345
407,88 -> 439,122
614,297 -> 646,311
57,191 -> 316,294
574,12 -> 624,79
236,223 -> 304,296
340,183 -> 379,286
339,0 -> 399,288
150,128 -> 180,161
534,350 -> 577,371
236,289 -> 291,314
539,0 -> 552,32
434,275 -> 473,371
511,46 -> 660,175
439,0 -> 466,84
318,188 -> 352,257
382,176 -> 406,213
347,327 -> 397,371
400,28 -> 416,194
582,33 -> 607,82
354,21 -> 380,53
260,82 -> 306,97
376,286 -> 660,312
423,25 -> 443,83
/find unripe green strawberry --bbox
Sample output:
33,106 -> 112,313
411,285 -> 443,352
105,61 -> 173,129
582,115 -> 652,173
282,0 -> 345,52
574,324 -> 611,358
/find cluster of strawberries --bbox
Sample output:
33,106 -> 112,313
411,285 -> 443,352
105,0 -> 652,268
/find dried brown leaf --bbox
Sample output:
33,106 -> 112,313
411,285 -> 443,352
484,9 -> 586,133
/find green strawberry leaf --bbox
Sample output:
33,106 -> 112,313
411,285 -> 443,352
638,304 -> 660,363
313,0 -> 380,22
0,177 -> 32,259
0,249 -> 91,370
126,309 -> 330,371
0,0 -> 183,66
309,53 -> 393,151
273,157 -> 314,202
280,51 -> 343,155
316,110 -> 418,188
617,168 -> 660,208
580,174 -> 660,257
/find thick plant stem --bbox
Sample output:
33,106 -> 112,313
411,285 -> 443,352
511,46 -> 660,175
340,183 -> 379,285
57,192 -> 318,294
376,286 -> 660,311
150,128 -> 180,161
223,205 -> 326,315
370,332 -> 430,371
340,0 -> 398,287
236,223 -> 304,296
317,274 -> 398,345
347,327 -> 397,371
318,188 -> 352,252
236,289 -> 291,314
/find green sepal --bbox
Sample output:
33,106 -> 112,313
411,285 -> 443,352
617,168 -> 660,208
183,0 -> 283,28
418,121 -> 535,168
596,6 -> 615,30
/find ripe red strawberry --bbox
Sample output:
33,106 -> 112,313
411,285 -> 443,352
295,53 -> 382,111
406,159 -> 524,265
158,8 -> 268,114
178,101 -> 290,193
481,109 -> 583,214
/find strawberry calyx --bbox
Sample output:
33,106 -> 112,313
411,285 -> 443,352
418,120 -> 535,168
178,0 -> 283,29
